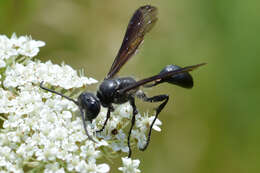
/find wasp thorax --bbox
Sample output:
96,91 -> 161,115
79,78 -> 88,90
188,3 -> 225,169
97,79 -> 119,107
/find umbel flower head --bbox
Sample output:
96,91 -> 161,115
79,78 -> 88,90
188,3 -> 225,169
0,34 -> 162,173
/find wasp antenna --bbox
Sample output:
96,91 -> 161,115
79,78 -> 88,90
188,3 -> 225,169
40,81 -> 79,106
196,62 -> 208,67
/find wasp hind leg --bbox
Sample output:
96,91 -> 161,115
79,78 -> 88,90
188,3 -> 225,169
136,91 -> 169,151
127,97 -> 138,158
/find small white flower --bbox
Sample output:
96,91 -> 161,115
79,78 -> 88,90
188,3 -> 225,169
44,162 -> 65,173
149,116 -> 162,132
115,102 -> 133,118
66,155 -> 81,171
75,160 -> 88,173
0,34 -> 18,59
95,163 -> 110,173
111,130 -> 129,153
136,113 -> 162,132
118,157 -> 141,173
12,34 -> 45,57
95,139 -> 108,147
131,129 -> 147,149
85,160 -> 110,173
80,143 -> 100,161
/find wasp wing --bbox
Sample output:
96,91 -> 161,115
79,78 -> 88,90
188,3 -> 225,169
106,5 -> 158,79
118,63 -> 206,94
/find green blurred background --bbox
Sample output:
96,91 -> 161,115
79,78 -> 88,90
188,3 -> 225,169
1,0 -> 260,172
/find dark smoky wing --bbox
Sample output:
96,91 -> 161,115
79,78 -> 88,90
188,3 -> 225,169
118,63 -> 206,94
106,5 -> 158,79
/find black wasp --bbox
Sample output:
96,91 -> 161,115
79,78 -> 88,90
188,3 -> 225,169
40,5 -> 205,158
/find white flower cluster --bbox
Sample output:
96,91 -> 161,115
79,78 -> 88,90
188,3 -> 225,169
0,34 -> 162,173
3,60 -> 97,89
0,33 -> 45,68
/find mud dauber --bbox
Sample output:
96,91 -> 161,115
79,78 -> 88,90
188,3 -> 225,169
40,5 -> 206,158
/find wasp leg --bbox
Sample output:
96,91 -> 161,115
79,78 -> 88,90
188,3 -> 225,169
127,97 -> 138,158
136,91 -> 169,151
96,105 -> 113,133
